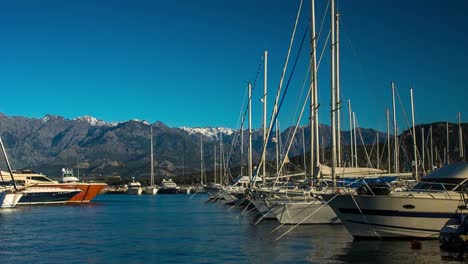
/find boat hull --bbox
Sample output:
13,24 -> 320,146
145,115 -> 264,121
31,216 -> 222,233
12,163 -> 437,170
0,192 -> 6,208
127,187 -> 143,195
272,200 -> 341,224
222,191 -> 242,204
24,183 -> 107,203
1,193 -> 23,208
325,194 -> 461,239
18,188 -> 82,205
143,186 -> 158,195
204,186 -> 222,199
158,188 -> 181,194
251,199 -> 276,219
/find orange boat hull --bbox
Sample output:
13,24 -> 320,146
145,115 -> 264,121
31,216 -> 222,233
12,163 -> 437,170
33,183 -> 108,203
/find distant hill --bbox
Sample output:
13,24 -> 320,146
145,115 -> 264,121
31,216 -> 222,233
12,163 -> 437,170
0,113 -> 439,181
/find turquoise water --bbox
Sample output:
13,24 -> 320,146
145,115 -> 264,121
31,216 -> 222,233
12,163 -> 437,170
0,194 -> 461,263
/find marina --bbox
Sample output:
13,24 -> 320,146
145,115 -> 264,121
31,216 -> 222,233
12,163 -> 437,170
0,0 -> 466,263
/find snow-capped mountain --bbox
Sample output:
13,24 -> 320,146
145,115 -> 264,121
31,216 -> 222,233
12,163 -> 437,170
0,112 -> 399,179
74,116 -> 111,126
180,127 -> 236,139
130,119 -> 150,125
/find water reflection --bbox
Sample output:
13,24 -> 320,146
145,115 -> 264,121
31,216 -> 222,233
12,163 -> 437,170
334,240 -> 450,264
0,195 -> 464,263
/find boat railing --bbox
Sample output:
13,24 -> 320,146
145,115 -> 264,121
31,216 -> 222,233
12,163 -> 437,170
408,182 -> 464,199
459,190 -> 468,211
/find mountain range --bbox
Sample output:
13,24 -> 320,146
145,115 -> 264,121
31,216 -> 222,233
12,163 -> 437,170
0,113 -> 465,181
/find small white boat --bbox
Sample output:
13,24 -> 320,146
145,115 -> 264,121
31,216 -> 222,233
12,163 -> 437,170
127,178 -> 143,195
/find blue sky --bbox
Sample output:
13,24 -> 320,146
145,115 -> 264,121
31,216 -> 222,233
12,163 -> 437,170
0,0 -> 466,132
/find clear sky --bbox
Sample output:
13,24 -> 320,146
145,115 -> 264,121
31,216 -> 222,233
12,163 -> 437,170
0,0 -> 466,132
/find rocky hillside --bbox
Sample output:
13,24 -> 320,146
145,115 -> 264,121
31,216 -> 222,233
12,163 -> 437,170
0,113 -> 403,180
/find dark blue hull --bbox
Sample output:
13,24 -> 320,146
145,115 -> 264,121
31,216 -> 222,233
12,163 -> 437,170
18,190 -> 82,205
157,188 -> 181,194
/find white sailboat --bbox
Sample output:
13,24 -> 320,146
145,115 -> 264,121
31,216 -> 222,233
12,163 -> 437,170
144,125 -> 158,195
265,0 -> 340,225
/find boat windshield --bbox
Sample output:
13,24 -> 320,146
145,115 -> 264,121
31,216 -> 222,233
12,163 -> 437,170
27,176 -> 55,182
412,178 -> 465,191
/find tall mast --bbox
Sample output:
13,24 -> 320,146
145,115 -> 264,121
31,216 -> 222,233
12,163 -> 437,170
262,50 -> 268,184
310,0 -> 319,178
353,112 -> 357,167
396,124 -> 399,173
302,127 -> 307,179
219,131 -> 223,184
240,124 -> 244,177
335,10 -> 341,168
276,120 -> 280,176
446,122 -> 450,165
330,0 -> 337,185
421,127 -> 425,174
430,125 -> 434,169
459,112 -> 464,159
376,131 -> 380,169
150,126 -> 154,186
214,143 -> 217,184
348,100 -> 354,167
392,82 -> 399,174
278,121 -> 283,175
248,83 -> 253,181
321,135 -> 325,165
386,108 -> 391,173
0,136 -> 18,190
200,136 -> 204,184
410,88 -> 418,178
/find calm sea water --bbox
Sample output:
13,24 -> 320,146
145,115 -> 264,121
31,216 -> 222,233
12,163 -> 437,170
0,194 -> 462,263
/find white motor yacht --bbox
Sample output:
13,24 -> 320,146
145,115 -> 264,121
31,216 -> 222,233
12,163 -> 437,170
325,163 -> 468,239
127,178 -> 143,195
158,179 -> 181,194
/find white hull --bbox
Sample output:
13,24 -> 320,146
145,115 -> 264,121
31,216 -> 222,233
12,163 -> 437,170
143,186 -> 158,195
0,191 -> 6,208
204,186 -> 223,199
1,193 -> 23,208
251,199 -> 276,219
326,194 -> 462,239
272,199 -> 340,224
127,187 -> 143,195
221,192 -> 240,204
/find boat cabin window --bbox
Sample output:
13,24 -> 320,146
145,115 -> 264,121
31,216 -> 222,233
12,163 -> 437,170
28,176 -> 54,182
412,178 -> 465,191
16,180 -> 25,185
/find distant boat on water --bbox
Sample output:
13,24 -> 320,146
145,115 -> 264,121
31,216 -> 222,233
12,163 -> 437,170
127,177 -> 143,195
158,179 -> 181,194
